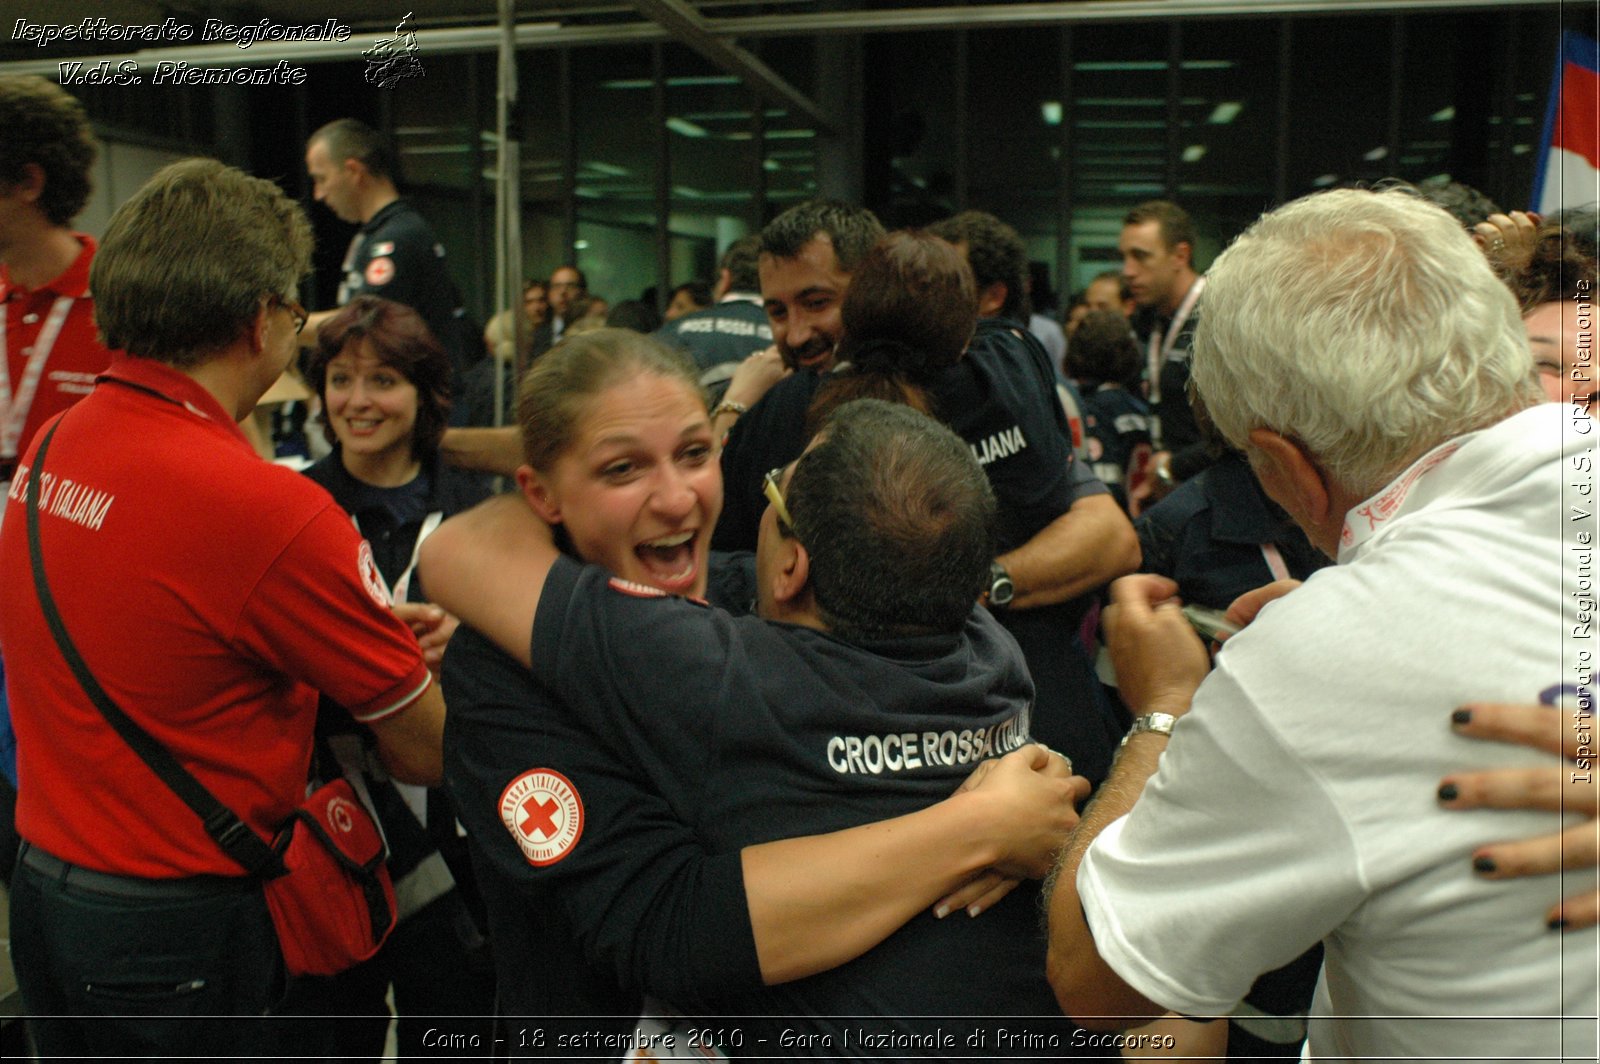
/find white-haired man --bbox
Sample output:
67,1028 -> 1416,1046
1047,187 -> 1597,1061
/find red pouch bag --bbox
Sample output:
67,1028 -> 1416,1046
263,778 -> 398,977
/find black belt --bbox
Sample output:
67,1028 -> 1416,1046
19,841 -> 257,900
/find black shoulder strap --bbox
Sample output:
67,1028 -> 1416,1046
25,418 -> 285,877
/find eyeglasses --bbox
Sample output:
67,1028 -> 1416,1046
268,294 -> 308,335
763,465 -> 796,536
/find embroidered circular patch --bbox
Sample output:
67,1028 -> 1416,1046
357,541 -> 390,608
365,256 -> 395,286
499,768 -> 584,866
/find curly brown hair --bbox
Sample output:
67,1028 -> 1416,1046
0,75 -> 96,226
1511,221 -> 1600,312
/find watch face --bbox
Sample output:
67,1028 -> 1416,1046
989,564 -> 1015,607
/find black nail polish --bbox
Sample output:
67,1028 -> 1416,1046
1451,708 -> 1472,726
1548,916 -> 1570,931
1437,783 -> 1459,802
1473,855 -> 1497,874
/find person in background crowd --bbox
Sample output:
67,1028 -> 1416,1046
654,234 -> 773,398
454,308 -> 531,431
533,264 -> 587,355
1064,309 -> 1151,513
522,279 -> 549,331
0,76 -> 115,877
605,298 -> 661,334
302,118 -> 477,382
286,295 -> 492,1061
664,280 -> 712,321
710,200 -> 887,550
1121,200 -> 1210,500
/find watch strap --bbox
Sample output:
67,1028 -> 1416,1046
1120,711 -> 1178,747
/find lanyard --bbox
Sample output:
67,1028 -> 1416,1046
351,509 -> 444,604
1146,276 -> 1206,406
1259,542 -> 1291,583
1,295 -> 76,459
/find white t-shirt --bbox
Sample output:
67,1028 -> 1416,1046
1079,402 -> 1598,1062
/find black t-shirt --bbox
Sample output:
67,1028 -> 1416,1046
1082,384 -> 1153,511
712,321 -> 1121,782
654,297 -> 773,377
445,556 -> 1080,1054
338,199 -> 478,378
711,369 -> 821,553
303,446 -> 489,603
1133,298 -> 1211,481
1136,450 -> 1331,610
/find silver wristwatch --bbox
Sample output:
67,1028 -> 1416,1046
1120,711 -> 1178,747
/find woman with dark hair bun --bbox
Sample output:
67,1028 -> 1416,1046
805,230 -> 976,434
291,294 -> 494,1059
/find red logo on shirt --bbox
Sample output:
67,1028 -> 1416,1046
357,541 -> 390,608
499,769 -> 584,866
365,256 -> 395,286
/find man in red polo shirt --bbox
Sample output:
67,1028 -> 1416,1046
0,158 -> 445,1060
0,77 -> 119,872
0,75 -> 113,500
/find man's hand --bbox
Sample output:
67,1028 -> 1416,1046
931,744 -> 1089,918
391,601 -> 459,676
1437,701 -> 1599,930
964,743 -> 1090,879
1219,578 -> 1303,637
1103,574 -> 1209,718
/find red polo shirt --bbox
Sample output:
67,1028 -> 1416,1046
0,357 -> 432,878
1,234 -> 115,463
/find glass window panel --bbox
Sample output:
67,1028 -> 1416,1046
968,27 -> 1061,213
1173,20 -> 1278,266
519,49 -> 565,208
1396,14 -> 1467,187
576,218 -> 658,307
1499,10 -> 1571,211
666,44 -> 758,292
1285,16 -> 1393,196
863,31 -> 960,227
760,37 -> 819,210
393,54 -> 479,193
570,45 -> 658,291
1063,23 -> 1167,295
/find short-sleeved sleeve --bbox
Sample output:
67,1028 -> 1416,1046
443,617 -> 762,1008
233,501 -> 430,723
1077,664 -> 1366,1016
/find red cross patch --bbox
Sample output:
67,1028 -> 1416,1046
365,256 -> 395,287
499,768 -> 584,866
357,540 -> 390,608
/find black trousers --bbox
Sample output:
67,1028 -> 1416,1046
12,841 -> 285,1059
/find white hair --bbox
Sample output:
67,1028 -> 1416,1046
1191,187 -> 1540,497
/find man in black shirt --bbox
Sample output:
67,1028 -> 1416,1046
303,118 -> 477,379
